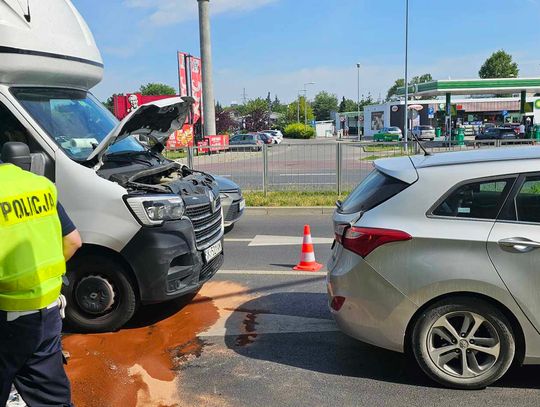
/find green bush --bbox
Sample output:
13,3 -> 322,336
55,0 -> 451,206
284,123 -> 316,139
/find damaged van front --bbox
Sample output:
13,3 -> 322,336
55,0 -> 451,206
0,0 -> 223,332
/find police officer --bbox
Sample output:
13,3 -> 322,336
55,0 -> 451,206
0,160 -> 82,407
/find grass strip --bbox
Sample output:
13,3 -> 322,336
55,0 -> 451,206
244,191 -> 350,207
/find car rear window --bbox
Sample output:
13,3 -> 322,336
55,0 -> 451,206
339,170 -> 409,214
431,178 -> 515,219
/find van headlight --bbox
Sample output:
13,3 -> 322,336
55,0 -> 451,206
125,195 -> 185,226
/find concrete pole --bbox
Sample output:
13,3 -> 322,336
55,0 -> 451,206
198,0 -> 216,136
356,63 -> 361,141
403,0 -> 409,145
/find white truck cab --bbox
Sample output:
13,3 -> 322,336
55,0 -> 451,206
0,0 -> 224,332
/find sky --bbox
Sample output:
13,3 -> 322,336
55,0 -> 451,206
74,0 -> 540,105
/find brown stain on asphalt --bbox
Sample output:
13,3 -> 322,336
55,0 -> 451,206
63,281 -> 253,407
235,312 -> 259,347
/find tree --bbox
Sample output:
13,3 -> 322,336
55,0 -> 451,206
102,93 -> 124,114
386,74 -> 433,101
312,91 -> 339,121
386,79 -> 405,101
479,50 -> 519,79
271,95 -> 287,115
338,97 -> 358,113
240,98 -> 271,131
139,82 -> 176,96
103,95 -> 115,114
215,103 -> 235,134
286,96 -> 314,124
358,93 -> 374,110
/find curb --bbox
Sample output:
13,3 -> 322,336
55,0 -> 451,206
245,206 -> 335,215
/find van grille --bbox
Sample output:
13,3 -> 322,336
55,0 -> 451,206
185,198 -> 223,250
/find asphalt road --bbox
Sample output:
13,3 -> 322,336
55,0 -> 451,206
62,213 -> 540,407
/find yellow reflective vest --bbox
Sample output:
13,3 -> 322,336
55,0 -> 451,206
0,164 -> 65,311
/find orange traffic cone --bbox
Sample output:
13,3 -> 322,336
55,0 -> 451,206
293,225 -> 323,272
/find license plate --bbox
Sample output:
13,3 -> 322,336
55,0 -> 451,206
204,240 -> 222,263
239,199 -> 245,211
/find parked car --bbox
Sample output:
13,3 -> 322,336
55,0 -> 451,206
328,146 -> 540,389
501,123 -> 521,137
214,176 -> 245,232
475,127 -> 516,140
230,133 -> 264,151
412,125 -> 436,141
373,127 -> 403,142
264,130 -> 284,143
257,132 -> 274,145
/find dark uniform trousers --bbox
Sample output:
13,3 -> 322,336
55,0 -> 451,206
0,306 -> 73,407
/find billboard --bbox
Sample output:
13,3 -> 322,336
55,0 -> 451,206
371,111 -> 385,130
178,52 -> 189,97
190,56 -> 203,125
166,124 -> 195,149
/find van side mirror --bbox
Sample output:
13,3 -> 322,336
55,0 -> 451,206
1,142 -> 32,171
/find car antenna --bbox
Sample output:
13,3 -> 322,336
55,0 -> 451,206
410,132 -> 431,156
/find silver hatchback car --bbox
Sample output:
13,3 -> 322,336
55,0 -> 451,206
328,146 -> 540,389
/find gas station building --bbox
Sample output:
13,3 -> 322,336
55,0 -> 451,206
362,78 -> 540,138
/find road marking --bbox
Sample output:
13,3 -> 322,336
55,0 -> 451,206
277,173 -> 336,176
199,313 -> 337,337
248,235 -> 333,246
217,269 -> 327,276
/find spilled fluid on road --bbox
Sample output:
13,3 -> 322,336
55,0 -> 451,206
63,281 -> 253,407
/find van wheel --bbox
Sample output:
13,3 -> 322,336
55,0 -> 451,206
63,255 -> 137,333
412,298 -> 515,389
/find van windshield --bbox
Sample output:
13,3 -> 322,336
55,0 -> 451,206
11,87 -> 145,161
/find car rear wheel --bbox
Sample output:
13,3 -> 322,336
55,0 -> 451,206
63,255 -> 138,333
412,298 -> 515,389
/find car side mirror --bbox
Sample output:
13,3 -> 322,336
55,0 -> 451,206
1,142 -> 32,171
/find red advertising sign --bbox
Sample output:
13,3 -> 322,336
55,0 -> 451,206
113,94 -> 176,120
177,52 -> 189,97
166,124 -> 195,150
190,56 -> 203,125
197,135 -> 229,154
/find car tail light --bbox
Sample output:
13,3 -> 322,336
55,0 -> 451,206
339,227 -> 411,258
330,296 -> 346,311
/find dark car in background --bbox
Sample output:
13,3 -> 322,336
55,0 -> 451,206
475,127 -> 516,140
214,176 -> 245,232
258,132 -> 274,145
230,133 -> 264,151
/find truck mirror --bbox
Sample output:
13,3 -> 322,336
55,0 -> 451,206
1,142 -> 32,171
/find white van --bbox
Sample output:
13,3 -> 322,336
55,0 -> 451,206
0,0 -> 224,332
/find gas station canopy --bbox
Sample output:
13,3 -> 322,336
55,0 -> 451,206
396,78 -> 540,97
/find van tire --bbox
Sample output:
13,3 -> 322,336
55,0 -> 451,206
63,255 -> 137,333
412,298 -> 515,390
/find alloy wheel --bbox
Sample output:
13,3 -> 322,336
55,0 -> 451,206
427,311 -> 500,378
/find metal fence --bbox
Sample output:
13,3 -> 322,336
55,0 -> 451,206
163,139 -> 537,193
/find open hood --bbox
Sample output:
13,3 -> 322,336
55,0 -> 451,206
87,96 -> 194,162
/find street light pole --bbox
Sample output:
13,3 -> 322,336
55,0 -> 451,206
303,82 -> 315,126
403,0 -> 409,144
297,90 -> 305,123
356,63 -> 361,141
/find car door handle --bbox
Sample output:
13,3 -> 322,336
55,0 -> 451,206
498,237 -> 540,253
